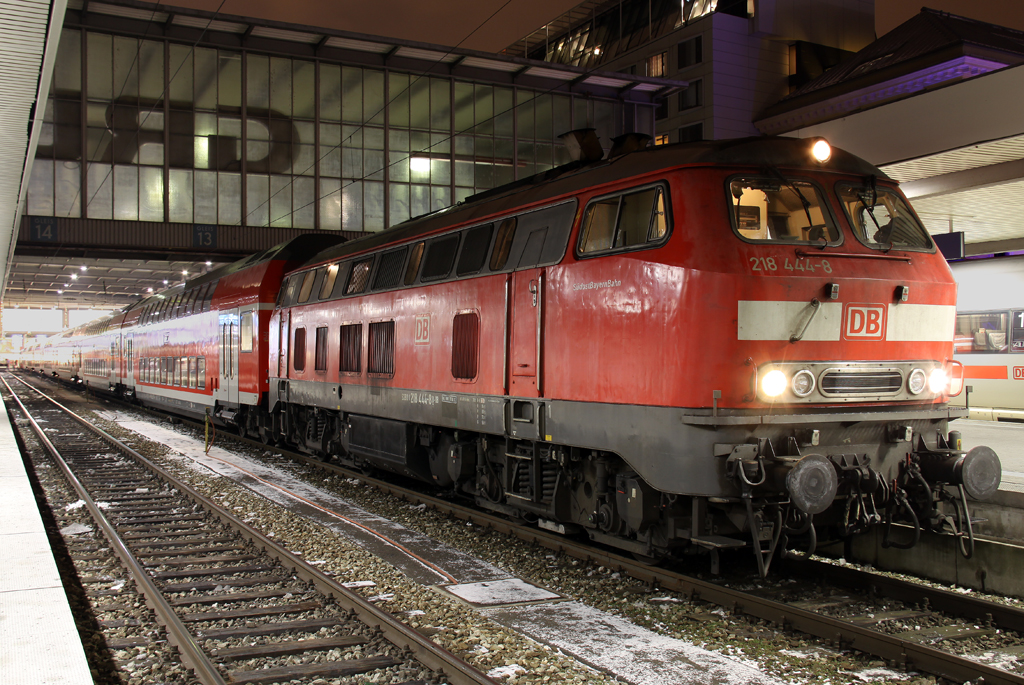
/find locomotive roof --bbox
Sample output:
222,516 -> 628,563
300,136 -> 890,270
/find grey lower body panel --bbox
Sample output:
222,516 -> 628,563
271,379 -> 953,498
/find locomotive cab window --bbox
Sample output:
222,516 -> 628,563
729,177 -> 840,245
837,183 -> 933,251
579,185 -> 669,255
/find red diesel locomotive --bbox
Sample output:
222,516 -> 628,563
28,134 -> 1001,574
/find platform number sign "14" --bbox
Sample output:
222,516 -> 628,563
30,216 -> 57,242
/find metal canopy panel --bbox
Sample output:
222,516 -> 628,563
0,0 -> 53,309
883,133 -> 1024,184
5,255 -> 229,309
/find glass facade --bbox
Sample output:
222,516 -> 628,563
29,28 -> 629,233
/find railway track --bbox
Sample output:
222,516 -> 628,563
16,371 -> 1024,683
3,374 -> 496,685
81,380 -> 1024,684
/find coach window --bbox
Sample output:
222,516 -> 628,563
457,224 -> 493,276
837,183 -> 933,251
314,326 -> 329,372
730,177 -> 839,245
579,185 -> 670,255
297,270 -> 318,303
346,258 -> 372,294
293,328 -> 307,372
421,234 -> 461,281
340,323 -> 362,374
955,312 -> 1010,353
197,357 -> 206,388
319,264 -> 340,299
490,218 -> 517,270
240,312 -> 254,353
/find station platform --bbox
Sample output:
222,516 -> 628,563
0,395 -> 93,685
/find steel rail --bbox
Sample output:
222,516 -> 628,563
325,466 -> 1024,685
25,373 -> 1022,684
7,375 -> 498,685
3,376 -> 229,685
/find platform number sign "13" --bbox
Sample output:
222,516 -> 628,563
193,224 -> 217,248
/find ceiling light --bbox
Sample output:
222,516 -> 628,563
409,157 -> 430,173
71,274 -> 78,280
182,270 -> 188,276
205,261 -> 212,266
163,280 -> 168,285
80,265 -> 87,271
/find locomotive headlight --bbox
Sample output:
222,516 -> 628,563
761,369 -> 788,397
908,368 -> 927,395
811,138 -> 832,163
791,369 -> 816,397
929,368 -> 949,394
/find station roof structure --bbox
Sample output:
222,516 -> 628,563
0,0 -> 682,312
756,9 -> 1024,256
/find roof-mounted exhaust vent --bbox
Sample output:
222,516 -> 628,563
609,132 -> 652,158
558,128 -> 604,163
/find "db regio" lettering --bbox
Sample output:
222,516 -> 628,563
843,303 -> 886,340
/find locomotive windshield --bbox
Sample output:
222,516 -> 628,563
728,177 -> 840,245
837,183 -> 933,251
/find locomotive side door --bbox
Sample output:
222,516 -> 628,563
278,310 -> 290,379
509,267 -> 544,399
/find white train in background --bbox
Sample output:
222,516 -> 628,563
951,254 -> 1024,420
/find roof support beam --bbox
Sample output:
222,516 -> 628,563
900,158 -> 1024,200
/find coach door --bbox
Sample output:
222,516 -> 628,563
509,268 -> 544,399
218,309 -> 240,405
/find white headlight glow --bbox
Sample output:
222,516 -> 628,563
761,369 -> 788,398
928,368 -> 948,394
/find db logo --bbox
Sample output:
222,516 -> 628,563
414,314 -> 430,345
843,303 -> 886,340
1014,367 -> 1024,380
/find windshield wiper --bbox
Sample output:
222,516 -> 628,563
764,166 -> 828,247
858,175 -> 894,250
